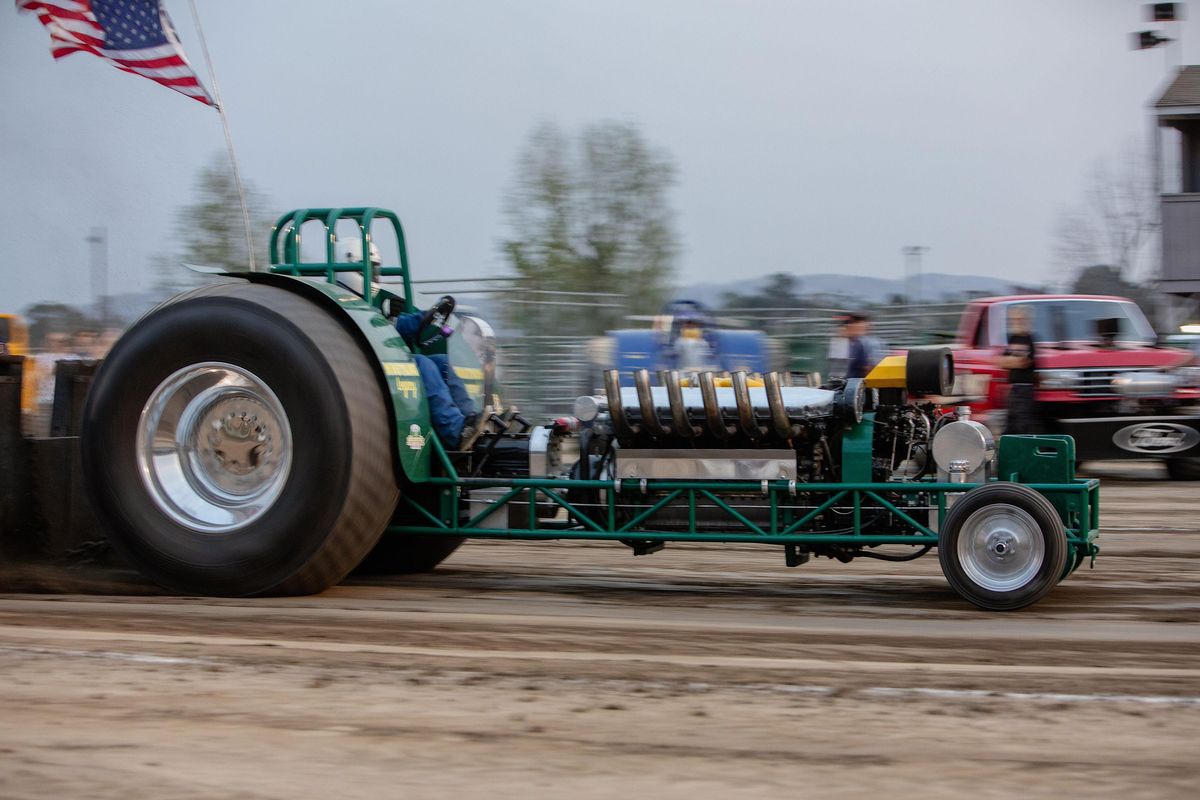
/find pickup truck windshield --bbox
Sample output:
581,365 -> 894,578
999,300 -> 1156,345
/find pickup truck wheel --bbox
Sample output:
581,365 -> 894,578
82,282 -> 400,596
1165,457 -> 1200,481
938,483 -> 1067,611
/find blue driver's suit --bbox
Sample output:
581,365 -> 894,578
394,312 -> 477,447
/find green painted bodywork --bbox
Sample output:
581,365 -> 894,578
236,271 -> 433,482
840,412 -> 874,483
226,207 -> 485,483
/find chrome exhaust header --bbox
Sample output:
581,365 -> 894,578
634,368 -> 669,437
731,371 -> 763,441
603,369 -> 639,440
699,371 -> 734,440
763,371 -> 795,440
660,369 -> 699,438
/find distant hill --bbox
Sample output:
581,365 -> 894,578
680,272 -> 1044,308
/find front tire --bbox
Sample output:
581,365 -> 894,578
938,483 -> 1068,611
82,282 -> 399,596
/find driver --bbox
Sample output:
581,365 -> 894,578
672,309 -> 716,372
676,314 -> 710,374
338,239 -> 480,449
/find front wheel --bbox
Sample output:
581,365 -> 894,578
938,483 -> 1068,611
82,281 -> 400,596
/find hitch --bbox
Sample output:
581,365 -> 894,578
784,545 -> 810,567
630,540 -> 665,556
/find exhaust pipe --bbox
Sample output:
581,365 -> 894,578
698,371 -> 733,440
763,371 -> 795,440
660,369 -> 699,438
603,369 -> 639,439
731,371 -> 762,441
634,368 -> 669,437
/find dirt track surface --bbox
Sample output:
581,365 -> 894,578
1,463 -> 1198,799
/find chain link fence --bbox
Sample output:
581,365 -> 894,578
415,274 -> 974,421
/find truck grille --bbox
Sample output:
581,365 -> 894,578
1074,368 -> 1149,397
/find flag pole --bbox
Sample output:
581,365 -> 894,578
187,0 -> 256,271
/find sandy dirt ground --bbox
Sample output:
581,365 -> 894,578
1,462 -> 1198,799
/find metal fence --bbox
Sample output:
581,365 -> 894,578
495,334 -> 594,420
719,302 -> 968,377
413,272 -> 973,420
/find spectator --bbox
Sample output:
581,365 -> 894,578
995,304 -> 1039,434
72,328 -> 99,359
827,315 -> 851,380
844,312 -> 879,379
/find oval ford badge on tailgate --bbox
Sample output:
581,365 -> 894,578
1112,422 -> 1200,455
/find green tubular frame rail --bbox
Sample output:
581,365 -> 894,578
390,436 -> 1101,562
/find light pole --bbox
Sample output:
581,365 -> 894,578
86,227 -> 108,325
902,245 -> 929,305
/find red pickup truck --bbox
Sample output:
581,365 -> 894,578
950,295 -> 1200,478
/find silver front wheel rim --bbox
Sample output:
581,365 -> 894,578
136,362 -> 292,533
957,503 -> 1045,592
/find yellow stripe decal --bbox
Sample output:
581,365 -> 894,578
383,362 -> 419,377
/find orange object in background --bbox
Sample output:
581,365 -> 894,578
0,314 -> 28,357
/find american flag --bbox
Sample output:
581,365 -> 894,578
17,0 -> 213,105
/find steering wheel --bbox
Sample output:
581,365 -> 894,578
417,295 -> 456,347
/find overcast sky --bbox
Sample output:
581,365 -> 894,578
2,0 -> 1198,312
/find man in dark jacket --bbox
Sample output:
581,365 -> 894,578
996,305 -> 1039,434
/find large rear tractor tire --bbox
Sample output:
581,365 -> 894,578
938,483 -> 1068,611
82,281 -> 400,596
354,485 -> 465,575
355,534 -> 464,575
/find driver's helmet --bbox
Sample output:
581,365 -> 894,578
669,302 -> 710,342
339,238 -> 381,267
335,237 -> 381,298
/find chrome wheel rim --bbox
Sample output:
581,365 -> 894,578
957,503 -> 1045,592
136,362 -> 292,532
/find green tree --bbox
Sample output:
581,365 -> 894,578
501,121 -> 678,335
155,153 -> 273,291
721,273 -> 805,311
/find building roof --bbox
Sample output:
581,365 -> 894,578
1156,65 -> 1200,108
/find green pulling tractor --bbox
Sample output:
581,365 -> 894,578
81,208 -> 1099,610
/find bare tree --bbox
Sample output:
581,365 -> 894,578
1053,139 -> 1158,283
